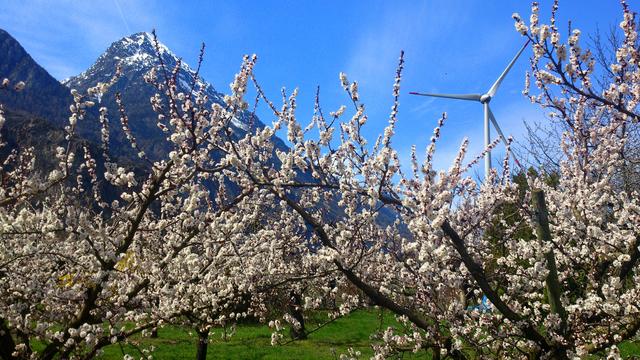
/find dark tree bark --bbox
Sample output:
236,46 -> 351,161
195,328 -> 209,360
532,189 -> 567,333
288,291 -> 307,340
0,318 -> 16,360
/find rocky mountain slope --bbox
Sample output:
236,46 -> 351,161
0,29 -> 72,129
63,31 -> 274,161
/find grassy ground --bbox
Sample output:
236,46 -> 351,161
61,309 -> 640,359
96,310 -> 640,360
620,342 -> 640,358
98,309 -> 429,359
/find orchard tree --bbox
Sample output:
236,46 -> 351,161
0,34 -> 294,359
517,0 -> 640,190
230,2 -> 640,358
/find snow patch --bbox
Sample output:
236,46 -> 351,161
231,116 -> 249,131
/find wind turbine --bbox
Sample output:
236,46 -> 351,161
410,39 -> 530,179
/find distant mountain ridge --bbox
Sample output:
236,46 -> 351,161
0,28 -> 73,129
0,28 -> 88,176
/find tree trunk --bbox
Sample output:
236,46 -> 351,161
0,318 -> 16,360
432,346 -> 441,360
195,328 -> 209,360
532,189 -> 569,359
288,291 -> 307,340
532,189 -> 567,331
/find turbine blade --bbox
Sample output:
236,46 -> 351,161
409,92 -> 482,101
487,106 -> 525,170
487,39 -> 531,97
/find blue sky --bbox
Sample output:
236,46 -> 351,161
0,1 -> 623,173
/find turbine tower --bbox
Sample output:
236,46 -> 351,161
410,40 -> 530,179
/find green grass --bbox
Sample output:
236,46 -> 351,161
616,341 -> 640,358
35,310 -> 640,359
98,310 -> 429,359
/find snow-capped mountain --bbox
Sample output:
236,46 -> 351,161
64,32 -> 226,104
63,32 -> 260,160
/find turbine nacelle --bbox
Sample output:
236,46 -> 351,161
480,94 -> 492,104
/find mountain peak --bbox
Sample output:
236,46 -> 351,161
113,32 -> 173,59
61,30 -> 263,148
62,30 -> 232,114
63,31 -> 184,87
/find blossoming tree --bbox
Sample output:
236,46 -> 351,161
230,2 -> 640,358
0,35 -> 303,359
